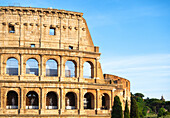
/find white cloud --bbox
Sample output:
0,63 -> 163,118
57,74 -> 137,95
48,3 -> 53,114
101,54 -> 170,100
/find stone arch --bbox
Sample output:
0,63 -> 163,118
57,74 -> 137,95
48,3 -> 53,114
83,61 -> 94,78
65,60 -> 77,77
46,91 -> 58,109
6,58 -> 18,75
26,58 -> 39,76
26,91 -> 39,109
101,93 -> 110,110
84,92 -> 94,109
46,59 -> 58,76
6,90 -> 18,109
65,92 -> 77,109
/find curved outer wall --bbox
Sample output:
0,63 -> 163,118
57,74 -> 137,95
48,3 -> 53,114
0,6 -> 130,118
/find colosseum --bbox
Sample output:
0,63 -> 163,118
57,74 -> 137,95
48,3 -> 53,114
0,6 -> 130,118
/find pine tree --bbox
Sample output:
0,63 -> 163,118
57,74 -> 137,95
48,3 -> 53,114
124,100 -> 130,118
130,96 -> 139,118
111,96 -> 123,118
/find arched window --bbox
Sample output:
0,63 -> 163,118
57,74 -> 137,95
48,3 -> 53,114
6,91 -> 18,109
26,91 -> 39,109
65,92 -> 77,109
26,59 -> 39,76
46,59 -> 58,76
83,62 -> 93,78
101,93 -> 110,110
65,61 -> 76,77
6,58 -> 18,75
46,92 -> 58,109
84,92 -> 94,109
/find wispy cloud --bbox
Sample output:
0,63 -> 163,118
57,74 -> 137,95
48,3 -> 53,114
101,54 -> 170,100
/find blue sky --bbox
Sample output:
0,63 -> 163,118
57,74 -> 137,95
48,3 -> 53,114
1,0 -> 170,100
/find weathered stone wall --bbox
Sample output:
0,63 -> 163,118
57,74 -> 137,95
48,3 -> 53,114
0,6 -> 130,118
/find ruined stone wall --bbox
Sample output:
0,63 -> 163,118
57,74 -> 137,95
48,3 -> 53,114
0,6 -> 130,118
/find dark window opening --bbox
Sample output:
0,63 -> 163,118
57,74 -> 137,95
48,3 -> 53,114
26,91 -> 39,109
114,80 -> 118,84
65,92 -> 77,109
126,82 -> 128,87
69,46 -> 73,50
101,93 -> 110,110
84,93 -> 94,109
7,91 -> 18,109
123,90 -> 125,98
46,92 -> 58,109
9,25 -> 15,33
49,28 -> 55,35
31,44 -> 35,48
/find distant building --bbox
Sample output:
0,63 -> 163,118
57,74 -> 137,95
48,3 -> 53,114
161,95 -> 165,101
0,6 -> 130,118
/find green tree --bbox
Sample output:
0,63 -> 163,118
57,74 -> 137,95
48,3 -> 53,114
157,107 -> 166,117
130,96 -> 139,118
134,93 -> 144,98
136,97 -> 145,117
111,96 -> 123,118
124,100 -> 130,118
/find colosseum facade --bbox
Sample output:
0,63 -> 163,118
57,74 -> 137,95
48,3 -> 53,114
0,6 -> 130,118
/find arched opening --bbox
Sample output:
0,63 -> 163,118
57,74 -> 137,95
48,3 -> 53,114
65,92 -> 77,109
46,59 -> 58,76
83,61 -> 93,78
26,91 -> 39,109
6,91 -> 18,109
26,59 -> 39,76
123,90 -> 125,98
46,92 -> 58,109
101,93 -> 110,110
6,58 -> 18,75
65,60 -> 76,77
84,92 -> 94,109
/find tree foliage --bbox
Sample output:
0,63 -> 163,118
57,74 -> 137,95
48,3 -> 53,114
157,107 -> 166,117
134,93 -> 144,98
111,96 -> 123,118
124,100 -> 130,118
130,96 -> 139,118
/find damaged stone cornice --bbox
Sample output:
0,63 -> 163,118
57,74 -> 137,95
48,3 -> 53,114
0,6 -> 83,18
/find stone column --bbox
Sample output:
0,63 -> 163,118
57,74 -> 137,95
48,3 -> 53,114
111,89 -> 116,108
0,54 -> 1,75
20,54 -> 23,76
60,87 -> 64,114
1,88 -> 5,110
41,88 -> 46,109
39,87 -> 42,111
59,16 -> 62,49
19,14 -> 23,47
20,88 -> 25,114
0,88 -> 2,113
96,89 -> 100,114
78,57 -> 83,82
39,15 -> 44,48
79,88 -> 84,114
39,55 -> 43,81
59,56 -> 64,81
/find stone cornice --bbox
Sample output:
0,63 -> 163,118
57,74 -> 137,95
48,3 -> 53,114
0,47 -> 101,58
0,6 -> 83,18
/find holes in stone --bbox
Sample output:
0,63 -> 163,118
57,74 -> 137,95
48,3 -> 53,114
9,25 -> 15,33
49,28 -> 55,35
31,44 -> 35,48
69,46 -> 73,50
